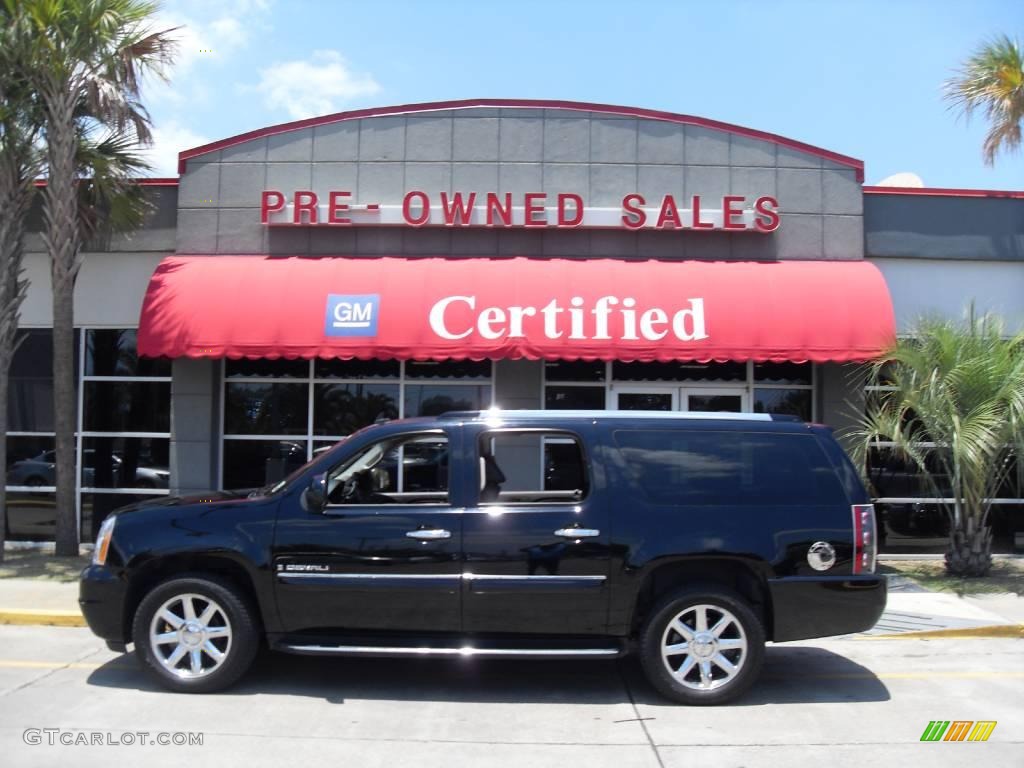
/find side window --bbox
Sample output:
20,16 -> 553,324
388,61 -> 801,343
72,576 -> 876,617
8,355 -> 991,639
612,429 -> 846,506
326,433 -> 449,505
477,430 -> 588,504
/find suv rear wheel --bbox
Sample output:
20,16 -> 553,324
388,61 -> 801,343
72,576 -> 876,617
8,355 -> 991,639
639,585 -> 765,705
131,575 -> 259,693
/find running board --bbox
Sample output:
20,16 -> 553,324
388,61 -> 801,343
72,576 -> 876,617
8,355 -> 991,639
278,643 -> 623,659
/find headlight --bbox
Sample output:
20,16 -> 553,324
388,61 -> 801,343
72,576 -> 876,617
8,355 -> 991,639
92,516 -> 117,566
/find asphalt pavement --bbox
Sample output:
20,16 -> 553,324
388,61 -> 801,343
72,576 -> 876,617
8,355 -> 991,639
0,624 -> 1020,767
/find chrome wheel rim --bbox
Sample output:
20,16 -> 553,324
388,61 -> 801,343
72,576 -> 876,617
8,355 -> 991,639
149,593 -> 232,679
660,603 -> 748,691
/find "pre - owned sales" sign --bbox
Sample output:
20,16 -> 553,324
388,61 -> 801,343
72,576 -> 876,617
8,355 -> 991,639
260,189 -> 781,232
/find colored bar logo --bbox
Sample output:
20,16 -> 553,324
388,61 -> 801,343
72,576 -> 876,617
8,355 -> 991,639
920,721 -> 997,742
325,294 -> 379,337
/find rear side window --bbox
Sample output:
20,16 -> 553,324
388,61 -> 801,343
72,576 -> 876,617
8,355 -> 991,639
477,430 -> 588,504
613,429 -> 846,506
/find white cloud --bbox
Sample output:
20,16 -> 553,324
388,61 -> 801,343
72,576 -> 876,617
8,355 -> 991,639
138,121 -> 212,177
209,16 -> 246,49
256,50 -> 380,120
148,0 -> 271,74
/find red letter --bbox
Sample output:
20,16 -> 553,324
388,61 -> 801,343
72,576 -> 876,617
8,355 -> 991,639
754,196 -> 780,232
327,191 -> 352,225
656,195 -> 682,229
621,194 -> 646,229
723,195 -> 746,230
403,191 -> 430,226
557,193 -> 583,227
524,193 -> 547,227
691,195 -> 714,230
293,190 -> 318,224
440,192 -> 477,226
260,190 -> 285,224
486,192 -> 512,226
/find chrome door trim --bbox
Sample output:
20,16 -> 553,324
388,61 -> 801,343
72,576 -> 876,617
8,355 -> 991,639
462,574 -> 606,582
281,644 -> 621,658
278,572 -> 461,580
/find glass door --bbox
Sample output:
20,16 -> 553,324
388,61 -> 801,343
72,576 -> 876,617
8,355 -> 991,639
681,387 -> 748,413
615,386 -> 678,411
614,386 -> 748,413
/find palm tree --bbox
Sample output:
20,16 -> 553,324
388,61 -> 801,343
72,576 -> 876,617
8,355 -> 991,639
16,0 -> 176,555
848,311 -> 1024,577
0,5 -> 43,563
943,34 -> 1024,165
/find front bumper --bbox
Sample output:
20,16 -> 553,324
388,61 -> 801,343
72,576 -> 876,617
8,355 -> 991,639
79,564 -> 128,644
768,574 -> 887,642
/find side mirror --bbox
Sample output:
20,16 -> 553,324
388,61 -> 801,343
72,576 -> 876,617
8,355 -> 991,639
302,473 -> 327,513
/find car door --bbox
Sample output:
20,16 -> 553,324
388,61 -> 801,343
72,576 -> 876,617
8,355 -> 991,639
273,427 -> 462,633
461,425 -> 611,635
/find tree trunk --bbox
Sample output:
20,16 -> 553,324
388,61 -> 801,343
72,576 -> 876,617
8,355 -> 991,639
42,86 -> 81,557
0,160 -> 31,565
945,515 -> 993,577
0,367 -> 8,562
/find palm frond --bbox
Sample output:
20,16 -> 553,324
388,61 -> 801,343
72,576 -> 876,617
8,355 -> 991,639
943,34 -> 1024,164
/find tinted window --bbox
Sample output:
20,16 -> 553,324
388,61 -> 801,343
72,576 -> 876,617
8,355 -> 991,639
545,386 -> 605,410
83,382 -> 171,433
477,431 -> 588,504
326,433 -> 449,505
613,361 -> 745,382
613,429 -> 845,506
86,330 -> 170,377
7,329 -> 79,431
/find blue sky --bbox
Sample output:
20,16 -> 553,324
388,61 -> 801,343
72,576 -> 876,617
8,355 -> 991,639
143,0 -> 1023,189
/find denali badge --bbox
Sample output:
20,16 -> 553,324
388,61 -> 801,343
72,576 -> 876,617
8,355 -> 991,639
282,564 -> 331,572
807,542 -> 837,571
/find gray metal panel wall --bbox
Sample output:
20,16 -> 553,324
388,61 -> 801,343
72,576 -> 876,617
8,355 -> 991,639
865,193 -> 1024,261
179,107 -> 863,260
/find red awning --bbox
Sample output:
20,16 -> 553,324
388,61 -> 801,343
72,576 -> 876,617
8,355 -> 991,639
137,256 -> 895,362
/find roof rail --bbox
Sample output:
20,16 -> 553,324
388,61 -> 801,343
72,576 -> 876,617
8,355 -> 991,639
438,409 -> 786,422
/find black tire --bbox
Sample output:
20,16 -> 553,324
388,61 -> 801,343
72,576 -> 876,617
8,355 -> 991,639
131,575 -> 260,693
639,585 -> 765,705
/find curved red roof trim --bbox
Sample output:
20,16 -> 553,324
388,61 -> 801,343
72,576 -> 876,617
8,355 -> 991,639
863,185 -> 1024,199
177,98 -> 865,181
33,177 -> 179,187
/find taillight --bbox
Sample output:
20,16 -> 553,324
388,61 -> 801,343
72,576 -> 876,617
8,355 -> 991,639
851,504 -> 877,574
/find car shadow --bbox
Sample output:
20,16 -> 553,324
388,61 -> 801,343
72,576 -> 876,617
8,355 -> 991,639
87,643 -> 889,706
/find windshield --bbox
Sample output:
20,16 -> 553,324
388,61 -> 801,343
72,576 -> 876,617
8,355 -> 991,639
247,436 -> 350,498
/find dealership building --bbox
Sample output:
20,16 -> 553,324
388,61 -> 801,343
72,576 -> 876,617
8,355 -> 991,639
6,99 -> 1023,550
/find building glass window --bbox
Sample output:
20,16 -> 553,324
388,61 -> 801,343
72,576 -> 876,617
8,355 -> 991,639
80,329 -> 171,541
543,361 -> 815,421
864,380 -> 1023,553
753,388 -> 812,421
4,328 -> 169,544
612,361 -> 747,383
221,359 -> 493,490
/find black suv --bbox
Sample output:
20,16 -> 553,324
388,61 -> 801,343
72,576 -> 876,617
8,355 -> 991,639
80,410 -> 885,705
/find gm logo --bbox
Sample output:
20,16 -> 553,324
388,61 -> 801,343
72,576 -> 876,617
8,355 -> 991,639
325,294 -> 379,337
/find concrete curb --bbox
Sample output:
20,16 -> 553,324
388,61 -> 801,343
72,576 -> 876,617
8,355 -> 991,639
859,624 -> 1024,640
0,609 -> 86,628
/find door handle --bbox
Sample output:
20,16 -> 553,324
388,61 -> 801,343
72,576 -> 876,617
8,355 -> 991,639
406,528 -> 452,540
554,527 -> 600,538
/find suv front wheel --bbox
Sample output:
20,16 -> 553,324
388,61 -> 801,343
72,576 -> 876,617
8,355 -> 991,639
639,586 -> 765,705
132,575 -> 259,693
